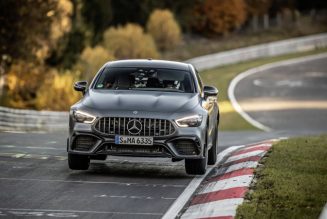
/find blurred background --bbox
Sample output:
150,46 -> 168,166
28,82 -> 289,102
0,0 -> 326,111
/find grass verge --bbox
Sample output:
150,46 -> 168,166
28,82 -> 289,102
236,135 -> 327,219
200,47 -> 327,131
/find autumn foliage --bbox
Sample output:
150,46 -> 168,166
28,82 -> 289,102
4,62 -> 80,110
193,0 -> 248,35
1,1 -> 322,111
36,71 -> 81,111
102,23 -> 159,59
147,9 -> 182,51
76,46 -> 115,81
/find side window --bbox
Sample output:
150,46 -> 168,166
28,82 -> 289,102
195,69 -> 203,93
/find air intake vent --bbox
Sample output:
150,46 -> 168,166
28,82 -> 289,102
106,144 -> 164,154
174,140 -> 199,155
73,135 -> 97,151
94,117 -> 175,137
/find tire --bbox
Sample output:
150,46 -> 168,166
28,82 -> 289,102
185,157 -> 207,175
90,154 -> 107,160
68,153 -> 90,170
208,122 -> 218,165
185,141 -> 208,175
185,123 -> 210,175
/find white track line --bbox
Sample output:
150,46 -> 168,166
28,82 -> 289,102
0,177 -> 184,188
198,174 -> 253,195
162,145 -> 245,219
179,140 -> 276,219
319,203 -> 327,219
0,207 -> 161,216
180,198 -> 244,219
245,143 -> 272,149
223,161 -> 259,174
228,52 -> 327,132
226,150 -> 267,163
0,145 -> 64,150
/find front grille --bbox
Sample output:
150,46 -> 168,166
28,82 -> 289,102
73,135 -> 97,151
94,117 -> 175,136
174,140 -> 199,155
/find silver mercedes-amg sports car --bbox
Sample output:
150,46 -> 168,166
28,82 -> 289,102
68,59 -> 219,175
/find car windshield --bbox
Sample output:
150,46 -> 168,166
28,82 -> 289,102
94,67 -> 195,93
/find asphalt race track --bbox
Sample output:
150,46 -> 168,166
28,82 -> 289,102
234,55 -> 327,134
0,54 -> 326,218
0,130 -> 275,218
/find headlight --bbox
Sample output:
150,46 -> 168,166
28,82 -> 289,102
73,110 -> 96,124
175,115 -> 203,127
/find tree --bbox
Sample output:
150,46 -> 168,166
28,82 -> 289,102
102,23 -> 159,59
81,0 -> 112,45
4,61 -> 49,109
296,0 -> 327,10
0,0 -> 72,63
46,0 -> 86,69
147,9 -> 182,51
245,0 -> 273,30
157,0 -> 199,32
192,0 -> 248,36
109,0 -> 168,26
246,0 -> 272,16
0,0 -> 73,99
76,46 -> 115,80
36,70 -> 81,111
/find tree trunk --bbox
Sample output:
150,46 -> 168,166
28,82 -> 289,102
263,14 -> 269,29
310,9 -> 316,22
252,15 -> 259,32
276,12 -> 282,27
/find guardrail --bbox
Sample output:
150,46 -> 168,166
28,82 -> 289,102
1,33 -> 327,131
0,106 -> 68,131
187,33 -> 327,71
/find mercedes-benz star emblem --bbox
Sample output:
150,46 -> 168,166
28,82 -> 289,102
127,119 -> 142,135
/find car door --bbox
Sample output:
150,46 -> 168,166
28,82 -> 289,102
194,69 -> 217,147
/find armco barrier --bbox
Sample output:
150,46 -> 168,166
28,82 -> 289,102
0,106 -> 68,131
1,33 -> 327,131
187,33 -> 327,71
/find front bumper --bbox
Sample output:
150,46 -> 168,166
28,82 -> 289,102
67,121 -> 207,159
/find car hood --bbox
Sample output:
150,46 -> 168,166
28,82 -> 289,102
81,90 -> 200,113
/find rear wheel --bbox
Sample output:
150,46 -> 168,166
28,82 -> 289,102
208,122 -> 218,165
68,154 -> 90,170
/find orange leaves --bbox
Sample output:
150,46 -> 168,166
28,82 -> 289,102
102,23 -> 159,59
193,0 -> 248,36
147,9 -> 182,51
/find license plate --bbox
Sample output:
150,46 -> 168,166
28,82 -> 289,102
115,135 -> 153,145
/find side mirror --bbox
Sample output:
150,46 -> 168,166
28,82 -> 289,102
203,85 -> 218,99
74,81 -> 88,94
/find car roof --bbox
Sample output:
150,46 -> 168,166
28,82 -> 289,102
104,59 -> 191,71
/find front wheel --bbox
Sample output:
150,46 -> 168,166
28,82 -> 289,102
68,154 -> 90,170
208,122 -> 218,165
185,157 -> 207,175
185,144 -> 208,175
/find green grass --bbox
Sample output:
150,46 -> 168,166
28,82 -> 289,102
236,135 -> 327,219
200,48 -> 327,130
